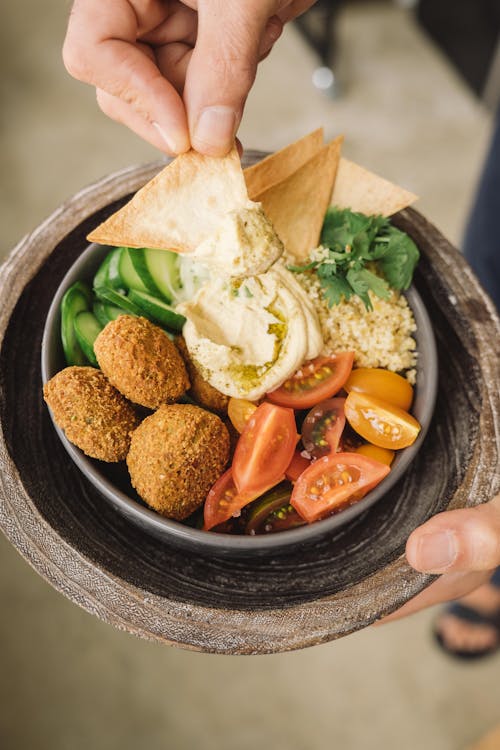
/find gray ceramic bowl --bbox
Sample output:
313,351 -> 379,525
41,241 -> 438,555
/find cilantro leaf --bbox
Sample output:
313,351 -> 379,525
320,273 -> 354,307
376,228 -> 420,289
295,207 -> 419,310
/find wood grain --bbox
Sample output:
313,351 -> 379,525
0,154 -> 498,654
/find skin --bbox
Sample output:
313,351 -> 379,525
62,0 -> 316,156
379,492 -> 500,633
63,2 -> 500,627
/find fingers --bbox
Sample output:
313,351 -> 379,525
184,0 -> 276,155
406,493 -> 500,574
63,0 -> 190,153
377,570 -> 493,624
96,89 -> 176,153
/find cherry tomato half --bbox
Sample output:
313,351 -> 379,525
266,352 -> 354,409
291,452 -> 390,523
227,398 -> 258,433
285,450 -> 312,482
344,368 -> 414,411
356,443 -> 395,466
245,484 -> 305,535
344,391 -> 421,450
203,469 -> 263,531
232,402 -> 298,496
301,398 -> 346,459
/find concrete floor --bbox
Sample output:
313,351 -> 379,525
0,2 -> 498,749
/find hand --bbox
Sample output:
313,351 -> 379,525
380,492 -> 500,623
63,0 -> 315,156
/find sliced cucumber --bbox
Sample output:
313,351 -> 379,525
107,247 -> 126,290
73,311 -> 103,367
118,247 -> 150,293
94,286 -> 145,317
93,248 -> 125,291
143,248 -> 181,302
128,289 -> 186,332
127,248 -> 163,297
93,301 -> 131,327
61,281 -> 92,366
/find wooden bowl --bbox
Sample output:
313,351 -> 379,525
0,153 -> 499,653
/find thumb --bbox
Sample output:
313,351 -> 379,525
184,1 -> 277,155
406,493 -> 500,574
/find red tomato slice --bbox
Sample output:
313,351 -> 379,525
285,450 -> 312,482
266,352 -> 355,409
291,452 -> 390,523
232,402 -> 298,495
301,398 -> 346,459
203,469 -> 263,531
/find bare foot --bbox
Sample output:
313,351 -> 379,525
436,583 -> 500,654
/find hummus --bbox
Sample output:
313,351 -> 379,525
179,268 -> 323,400
191,204 -> 284,277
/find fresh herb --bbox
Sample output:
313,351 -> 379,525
289,207 -> 420,310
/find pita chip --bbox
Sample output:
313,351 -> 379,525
255,136 -> 343,262
332,158 -> 417,216
87,147 -> 249,252
244,128 -> 324,199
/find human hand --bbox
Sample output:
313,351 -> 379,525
380,492 -> 500,622
63,0 -> 315,156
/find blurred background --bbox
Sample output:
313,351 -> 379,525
1,1 -> 499,748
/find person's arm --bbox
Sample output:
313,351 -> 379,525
62,0 -> 315,156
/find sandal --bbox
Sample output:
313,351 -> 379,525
434,602 -> 500,661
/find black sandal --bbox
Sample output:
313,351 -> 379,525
434,602 -> 500,661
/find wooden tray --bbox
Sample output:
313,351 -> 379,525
0,155 -> 499,654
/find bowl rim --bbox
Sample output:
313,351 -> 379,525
41,241 -> 438,554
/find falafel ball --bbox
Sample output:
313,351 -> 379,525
43,366 -> 140,462
94,316 -> 189,409
127,404 -> 230,520
175,336 -> 229,416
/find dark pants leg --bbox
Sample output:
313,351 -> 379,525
463,108 -> 500,310
463,108 -> 500,587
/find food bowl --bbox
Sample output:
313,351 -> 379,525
2,154 -> 498,651
41,238 -> 438,556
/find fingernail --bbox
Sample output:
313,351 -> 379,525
413,531 -> 458,572
193,106 -> 237,152
152,122 -> 188,154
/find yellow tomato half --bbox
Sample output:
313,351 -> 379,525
356,443 -> 395,466
344,368 -> 413,411
345,391 -> 421,450
228,398 -> 258,434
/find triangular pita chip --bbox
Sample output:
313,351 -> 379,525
244,128 -> 324,198
332,158 -> 417,216
255,136 -> 343,262
87,147 -> 248,252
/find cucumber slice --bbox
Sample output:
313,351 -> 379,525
93,301 -> 131,327
127,248 -> 164,297
143,248 -> 181,302
61,281 -> 92,366
128,289 -> 186,332
107,247 -> 126,290
118,247 -> 150,293
93,248 -> 125,291
94,286 -> 145,317
73,311 -> 103,367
